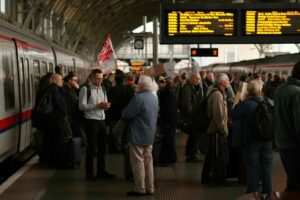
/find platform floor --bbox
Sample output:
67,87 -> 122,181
0,133 -> 287,200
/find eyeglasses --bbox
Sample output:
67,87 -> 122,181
94,77 -> 103,80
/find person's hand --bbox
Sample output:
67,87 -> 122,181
97,102 -> 111,109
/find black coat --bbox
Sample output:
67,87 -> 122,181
107,84 -> 135,121
49,84 -> 68,120
158,86 -> 178,126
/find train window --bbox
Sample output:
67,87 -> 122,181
20,58 -> 26,107
62,65 -> 66,75
33,60 -> 40,74
26,59 -> 31,105
33,76 -> 40,96
49,63 -> 54,72
41,61 -> 47,75
3,50 -> 15,110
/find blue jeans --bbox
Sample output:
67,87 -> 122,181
243,141 -> 273,194
280,146 -> 300,192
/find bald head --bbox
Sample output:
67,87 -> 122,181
52,73 -> 63,87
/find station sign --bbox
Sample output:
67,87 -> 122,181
129,60 -> 145,67
191,48 -> 219,57
160,3 -> 300,44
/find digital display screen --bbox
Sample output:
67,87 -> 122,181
167,10 -> 235,36
160,3 -> 300,44
245,10 -> 300,35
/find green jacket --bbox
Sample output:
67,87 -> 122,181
274,76 -> 300,149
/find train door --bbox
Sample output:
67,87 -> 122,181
0,46 -> 20,162
15,41 -> 32,152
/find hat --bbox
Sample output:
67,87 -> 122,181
158,76 -> 167,82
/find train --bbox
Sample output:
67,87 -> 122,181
202,53 -> 300,81
0,19 -> 94,165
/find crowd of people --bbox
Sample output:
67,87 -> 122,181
32,62 -> 300,198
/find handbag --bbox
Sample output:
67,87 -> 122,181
113,119 -> 129,151
63,118 -> 73,141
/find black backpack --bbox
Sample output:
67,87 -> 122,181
32,91 -> 53,130
197,89 -> 219,132
253,98 -> 275,141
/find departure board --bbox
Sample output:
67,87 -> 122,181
160,3 -> 300,44
167,10 -> 235,36
244,10 -> 300,35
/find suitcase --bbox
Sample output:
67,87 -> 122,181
64,137 -> 81,168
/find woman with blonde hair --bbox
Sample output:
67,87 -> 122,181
230,80 -> 274,200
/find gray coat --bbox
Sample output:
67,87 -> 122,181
274,76 -> 300,149
122,89 -> 159,146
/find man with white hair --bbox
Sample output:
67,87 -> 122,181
180,71 -> 204,162
201,73 -> 230,185
122,75 -> 159,196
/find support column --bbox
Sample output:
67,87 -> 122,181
152,17 -> 159,66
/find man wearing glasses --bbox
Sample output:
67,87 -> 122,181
79,69 -> 114,181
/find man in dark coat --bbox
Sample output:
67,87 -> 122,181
274,61 -> 300,192
157,76 -> 178,166
48,73 -> 68,168
180,72 -> 204,162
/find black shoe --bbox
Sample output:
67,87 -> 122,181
86,174 -> 97,181
126,191 -> 146,196
146,192 -> 154,196
97,171 -> 115,179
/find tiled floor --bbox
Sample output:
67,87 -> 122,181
0,133 -> 287,200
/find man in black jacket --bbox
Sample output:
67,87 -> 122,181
48,73 -> 68,168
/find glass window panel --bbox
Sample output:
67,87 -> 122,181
33,60 -> 40,74
41,61 -> 47,75
3,50 -> 15,110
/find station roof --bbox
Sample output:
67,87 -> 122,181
35,0 -> 290,57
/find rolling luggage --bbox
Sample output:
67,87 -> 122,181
64,137 -> 81,168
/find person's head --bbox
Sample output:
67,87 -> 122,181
158,76 -> 167,90
90,69 -> 103,86
199,70 -> 207,80
188,72 -> 201,86
138,75 -> 157,92
55,66 -> 62,75
114,70 -> 125,85
52,73 -> 63,87
64,73 -> 79,89
214,73 -> 230,91
247,79 -> 263,97
39,72 -> 53,90
292,61 -> 300,80
206,72 -> 215,83
267,73 -> 273,80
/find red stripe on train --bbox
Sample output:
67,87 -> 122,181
0,109 -> 32,129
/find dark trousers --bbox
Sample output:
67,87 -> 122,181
185,129 -> 199,158
201,134 -> 228,184
159,126 -> 177,164
280,146 -> 300,192
85,119 -> 107,176
46,119 -> 65,168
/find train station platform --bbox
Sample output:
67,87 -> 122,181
0,133 -> 288,200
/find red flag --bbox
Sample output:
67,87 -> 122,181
97,35 -> 117,73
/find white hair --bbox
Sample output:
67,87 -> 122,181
214,73 -> 228,86
186,70 -> 199,80
138,75 -> 158,91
